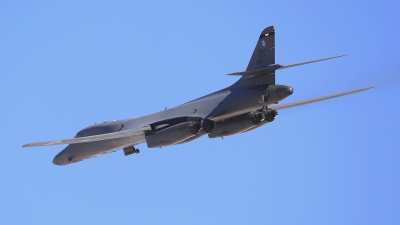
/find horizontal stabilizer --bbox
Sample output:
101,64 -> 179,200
278,55 -> 346,70
272,86 -> 375,110
22,125 -> 152,147
228,64 -> 283,76
228,55 -> 346,76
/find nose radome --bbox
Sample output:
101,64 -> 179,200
52,155 -> 62,165
52,152 -> 68,166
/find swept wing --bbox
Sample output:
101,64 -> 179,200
22,125 -> 152,147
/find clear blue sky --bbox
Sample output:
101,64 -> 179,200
1,1 -> 399,224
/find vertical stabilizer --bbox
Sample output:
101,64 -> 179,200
232,26 -> 276,86
246,26 -> 275,71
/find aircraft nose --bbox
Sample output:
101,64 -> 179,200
52,151 -> 68,166
52,154 -> 63,165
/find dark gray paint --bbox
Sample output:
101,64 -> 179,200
23,26 -> 373,165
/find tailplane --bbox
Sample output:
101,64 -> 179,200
230,26 -> 344,85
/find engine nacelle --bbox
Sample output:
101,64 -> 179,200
146,121 -> 202,148
208,112 -> 265,138
174,119 -> 216,145
175,130 -> 207,145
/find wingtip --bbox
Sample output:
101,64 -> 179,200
333,54 -> 347,58
363,86 -> 377,90
22,143 -> 34,148
328,54 -> 347,59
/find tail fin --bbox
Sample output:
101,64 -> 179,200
246,26 -> 275,71
230,26 -> 344,86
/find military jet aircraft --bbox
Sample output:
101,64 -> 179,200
23,26 -> 373,165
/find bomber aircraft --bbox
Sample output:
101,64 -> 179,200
23,26 -> 373,165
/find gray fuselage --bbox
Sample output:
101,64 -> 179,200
52,79 -> 293,165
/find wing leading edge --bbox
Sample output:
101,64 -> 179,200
22,125 -> 152,147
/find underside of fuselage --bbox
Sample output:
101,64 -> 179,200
53,82 -> 293,165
